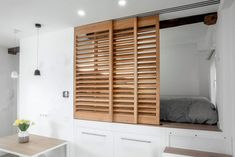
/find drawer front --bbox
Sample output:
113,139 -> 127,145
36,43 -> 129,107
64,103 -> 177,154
114,132 -> 161,157
75,127 -> 113,157
168,133 -> 231,154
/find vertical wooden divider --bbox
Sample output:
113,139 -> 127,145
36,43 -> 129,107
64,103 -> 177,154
113,18 -> 136,123
155,15 -> 160,124
109,21 -> 113,122
137,15 -> 160,125
134,17 -> 138,123
73,31 -> 78,119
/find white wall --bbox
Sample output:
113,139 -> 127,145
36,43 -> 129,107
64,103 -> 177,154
160,42 -> 210,98
219,0 -> 235,154
19,26 -> 234,157
215,2 -> 235,156
19,28 -> 74,141
0,47 -> 18,135
0,47 -> 18,157
160,24 -> 211,99
215,0 -> 234,136
228,1 -> 235,155
232,2 -> 235,155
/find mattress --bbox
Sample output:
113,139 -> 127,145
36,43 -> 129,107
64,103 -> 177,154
160,96 -> 218,125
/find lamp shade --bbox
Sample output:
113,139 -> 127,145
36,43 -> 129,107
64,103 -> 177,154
34,69 -> 41,76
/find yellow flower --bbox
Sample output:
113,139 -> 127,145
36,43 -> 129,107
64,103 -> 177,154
13,119 -> 33,127
13,119 -> 20,126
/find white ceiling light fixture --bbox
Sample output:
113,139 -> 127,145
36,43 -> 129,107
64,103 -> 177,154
77,10 -> 86,17
118,0 -> 127,7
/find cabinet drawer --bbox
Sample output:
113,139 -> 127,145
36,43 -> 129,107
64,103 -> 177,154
114,132 -> 161,157
75,127 -> 113,157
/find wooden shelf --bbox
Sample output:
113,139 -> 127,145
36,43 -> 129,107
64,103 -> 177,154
164,147 -> 232,157
161,122 -> 221,132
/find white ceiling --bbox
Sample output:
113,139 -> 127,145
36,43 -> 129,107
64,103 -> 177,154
0,0 -> 219,48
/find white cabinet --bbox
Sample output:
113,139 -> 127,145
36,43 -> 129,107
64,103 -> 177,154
74,124 -> 162,157
73,120 -> 230,157
114,132 -> 161,157
74,127 -> 113,157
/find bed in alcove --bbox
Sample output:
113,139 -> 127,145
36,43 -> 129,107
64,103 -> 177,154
159,22 -> 219,130
160,96 -> 218,125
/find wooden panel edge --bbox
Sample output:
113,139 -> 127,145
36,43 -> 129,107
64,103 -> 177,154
138,15 -> 158,27
74,28 -> 77,119
134,17 -> 138,124
75,20 -> 112,34
109,21 -> 113,122
155,14 -> 160,125
113,18 -> 135,30
75,111 -> 110,122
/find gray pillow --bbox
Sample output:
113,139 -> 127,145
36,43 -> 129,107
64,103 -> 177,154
160,97 -> 218,125
188,98 -> 218,124
160,98 -> 191,123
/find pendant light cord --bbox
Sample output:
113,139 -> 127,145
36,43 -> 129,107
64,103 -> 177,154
36,27 -> 39,69
14,31 -> 17,46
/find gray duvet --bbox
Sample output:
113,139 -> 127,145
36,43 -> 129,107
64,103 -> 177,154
160,97 -> 218,125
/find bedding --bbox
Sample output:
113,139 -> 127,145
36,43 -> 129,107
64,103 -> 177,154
160,97 -> 218,125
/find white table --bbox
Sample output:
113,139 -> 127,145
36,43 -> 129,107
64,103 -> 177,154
0,134 -> 69,157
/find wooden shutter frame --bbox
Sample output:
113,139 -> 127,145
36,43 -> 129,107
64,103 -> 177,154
109,21 -> 113,122
137,16 -> 160,125
74,20 -> 112,122
113,17 -> 135,124
74,15 -> 160,125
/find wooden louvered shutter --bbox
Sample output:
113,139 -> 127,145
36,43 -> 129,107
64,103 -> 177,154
137,16 -> 160,125
74,15 -> 160,125
74,21 -> 113,121
113,18 -> 136,123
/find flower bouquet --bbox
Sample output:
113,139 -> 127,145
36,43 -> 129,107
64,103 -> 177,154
13,119 -> 34,143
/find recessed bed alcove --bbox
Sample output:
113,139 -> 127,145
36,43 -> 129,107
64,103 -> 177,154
73,11 -> 219,131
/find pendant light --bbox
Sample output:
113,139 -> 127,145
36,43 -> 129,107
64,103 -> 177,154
11,29 -> 20,79
34,23 -> 41,76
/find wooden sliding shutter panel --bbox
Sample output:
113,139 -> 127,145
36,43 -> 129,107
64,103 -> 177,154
113,18 -> 136,123
74,21 -> 113,121
74,15 -> 160,125
137,16 -> 160,125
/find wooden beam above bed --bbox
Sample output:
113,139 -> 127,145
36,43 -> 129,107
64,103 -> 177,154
160,12 -> 217,29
